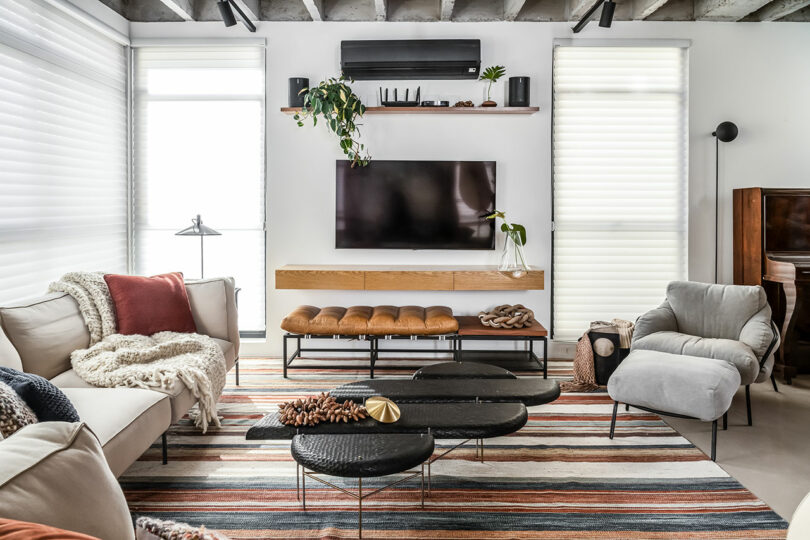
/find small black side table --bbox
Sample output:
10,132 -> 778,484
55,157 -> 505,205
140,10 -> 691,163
291,433 -> 434,539
413,361 -> 516,379
454,316 -> 548,378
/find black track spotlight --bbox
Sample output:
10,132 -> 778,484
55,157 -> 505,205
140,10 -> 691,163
572,0 -> 616,33
217,0 -> 236,27
599,0 -> 616,27
217,0 -> 256,32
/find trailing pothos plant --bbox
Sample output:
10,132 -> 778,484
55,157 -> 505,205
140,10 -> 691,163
485,210 -> 527,246
293,76 -> 370,167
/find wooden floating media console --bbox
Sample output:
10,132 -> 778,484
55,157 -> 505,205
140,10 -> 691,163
275,265 -> 544,291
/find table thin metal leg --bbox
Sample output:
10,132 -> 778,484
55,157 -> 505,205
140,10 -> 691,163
358,477 -> 363,539
421,463 -> 425,508
301,467 -> 306,510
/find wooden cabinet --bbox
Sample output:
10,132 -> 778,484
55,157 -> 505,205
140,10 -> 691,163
275,265 -> 544,291
733,187 -> 810,382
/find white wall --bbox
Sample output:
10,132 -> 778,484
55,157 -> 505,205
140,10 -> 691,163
129,20 -> 810,357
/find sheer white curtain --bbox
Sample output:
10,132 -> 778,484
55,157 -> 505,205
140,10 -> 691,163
133,45 -> 266,333
552,45 -> 688,340
0,0 -> 128,304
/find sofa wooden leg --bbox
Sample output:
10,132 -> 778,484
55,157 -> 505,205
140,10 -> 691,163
746,385 -> 752,426
711,419 -> 718,461
162,432 -> 168,465
609,401 -> 618,439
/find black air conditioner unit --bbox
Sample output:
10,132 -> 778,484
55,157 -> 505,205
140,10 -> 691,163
341,39 -> 481,80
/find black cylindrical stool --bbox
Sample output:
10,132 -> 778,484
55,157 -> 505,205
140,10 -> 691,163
292,433 -> 434,538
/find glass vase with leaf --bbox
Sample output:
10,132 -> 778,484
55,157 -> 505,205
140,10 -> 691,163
485,210 -> 529,278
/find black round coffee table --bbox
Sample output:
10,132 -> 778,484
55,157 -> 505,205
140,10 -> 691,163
413,361 -> 516,380
291,433 -> 434,538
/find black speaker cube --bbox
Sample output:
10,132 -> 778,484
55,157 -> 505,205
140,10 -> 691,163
508,76 -> 530,107
288,77 -> 309,108
588,330 -> 630,385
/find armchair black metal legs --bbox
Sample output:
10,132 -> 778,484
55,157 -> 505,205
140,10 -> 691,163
610,401 -> 727,462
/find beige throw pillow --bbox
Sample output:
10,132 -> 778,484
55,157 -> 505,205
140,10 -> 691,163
0,421 -> 134,540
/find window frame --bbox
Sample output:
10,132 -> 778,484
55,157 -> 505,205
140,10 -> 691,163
129,40 -> 267,338
550,40 -> 690,341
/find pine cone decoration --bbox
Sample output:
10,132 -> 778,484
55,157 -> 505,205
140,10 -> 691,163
277,392 -> 368,427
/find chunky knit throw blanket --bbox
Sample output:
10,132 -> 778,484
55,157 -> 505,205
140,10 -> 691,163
49,272 -> 226,432
560,319 -> 634,393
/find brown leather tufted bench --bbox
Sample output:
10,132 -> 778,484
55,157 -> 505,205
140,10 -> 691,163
281,305 -> 458,336
281,306 -> 459,378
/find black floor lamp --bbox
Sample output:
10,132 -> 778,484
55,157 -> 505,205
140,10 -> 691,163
712,121 -> 738,284
176,214 -> 221,279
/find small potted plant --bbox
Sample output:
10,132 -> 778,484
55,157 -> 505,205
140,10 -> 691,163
479,65 -> 506,107
485,210 -> 529,277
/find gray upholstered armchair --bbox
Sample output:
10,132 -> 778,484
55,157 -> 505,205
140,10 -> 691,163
631,280 -> 780,425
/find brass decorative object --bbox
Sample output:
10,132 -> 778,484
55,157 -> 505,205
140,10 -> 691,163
365,396 -> 401,423
278,392 -> 367,427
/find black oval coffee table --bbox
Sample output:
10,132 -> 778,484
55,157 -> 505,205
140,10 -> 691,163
413,361 -> 516,380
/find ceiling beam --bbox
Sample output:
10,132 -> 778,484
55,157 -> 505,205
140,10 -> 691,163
695,0 -> 773,19
232,0 -> 259,20
374,0 -> 388,20
751,0 -> 810,19
633,0 -> 672,18
302,0 -> 325,21
158,0 -> 195,20
440,0 -> 456,20
504,0 -> 528,20
569,0 -> 597,19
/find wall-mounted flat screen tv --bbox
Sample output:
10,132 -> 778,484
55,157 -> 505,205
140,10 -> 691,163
336,160 -> 496,250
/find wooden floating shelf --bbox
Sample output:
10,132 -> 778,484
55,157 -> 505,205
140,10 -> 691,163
275,265 -> 545,291
281,106 -> 539,115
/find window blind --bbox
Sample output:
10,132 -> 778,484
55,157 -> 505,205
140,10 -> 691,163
133,46 -> 266,333
552,46 -> 688,340
0,0 -> 127,304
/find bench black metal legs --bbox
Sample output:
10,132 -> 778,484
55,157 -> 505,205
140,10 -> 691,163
282,332 -> 548,379
610,401 -> 725,461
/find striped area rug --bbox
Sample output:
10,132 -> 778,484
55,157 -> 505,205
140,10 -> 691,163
120,358 -> 788,539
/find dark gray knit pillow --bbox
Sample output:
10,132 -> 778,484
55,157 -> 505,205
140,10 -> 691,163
0,367 -> 79,422
0,381 -> 37,438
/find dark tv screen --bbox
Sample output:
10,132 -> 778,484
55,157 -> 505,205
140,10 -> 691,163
336,160 -> 496,250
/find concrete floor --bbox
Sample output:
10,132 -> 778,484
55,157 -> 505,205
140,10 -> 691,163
665,375 -> 810,521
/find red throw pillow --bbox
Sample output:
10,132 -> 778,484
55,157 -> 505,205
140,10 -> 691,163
0,518 -> 101,539
104,272 -> 197,336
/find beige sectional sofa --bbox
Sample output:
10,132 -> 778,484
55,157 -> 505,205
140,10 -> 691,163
0,276 -> 239,477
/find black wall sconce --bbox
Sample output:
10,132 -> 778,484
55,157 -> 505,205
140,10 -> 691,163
572,0 -> 616,33
217,0 -> 256,32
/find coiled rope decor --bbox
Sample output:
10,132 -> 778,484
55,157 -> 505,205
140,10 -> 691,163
478,304 -> 536,329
